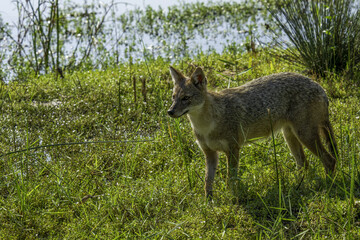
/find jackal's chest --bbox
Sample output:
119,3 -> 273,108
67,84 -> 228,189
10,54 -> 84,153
195,134 -> 229,152
190,121 -> 229,152
189,118 -> 216,137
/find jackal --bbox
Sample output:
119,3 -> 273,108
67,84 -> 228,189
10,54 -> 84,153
167,66 -> 337,198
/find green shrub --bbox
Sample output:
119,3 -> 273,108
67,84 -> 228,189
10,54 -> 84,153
271,0 -> 360,78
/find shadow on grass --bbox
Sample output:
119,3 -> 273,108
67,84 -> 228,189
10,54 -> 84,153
234,169 -> 360,238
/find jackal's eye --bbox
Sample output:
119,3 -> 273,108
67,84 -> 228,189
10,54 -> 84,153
182,96 -> 190,101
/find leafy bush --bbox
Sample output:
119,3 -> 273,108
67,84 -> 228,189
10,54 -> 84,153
271,0 -> 360,78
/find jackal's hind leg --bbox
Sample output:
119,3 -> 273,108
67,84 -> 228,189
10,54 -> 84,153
294,125 -> 336,174
283,126 -> 308,170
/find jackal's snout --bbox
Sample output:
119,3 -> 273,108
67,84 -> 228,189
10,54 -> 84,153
167,102 -> 188,118
167,107 -> 184,118
167,102 -> 179,117
167,108 -> 175,117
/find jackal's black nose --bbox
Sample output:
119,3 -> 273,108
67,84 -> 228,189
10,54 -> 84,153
167,109 -> 174,116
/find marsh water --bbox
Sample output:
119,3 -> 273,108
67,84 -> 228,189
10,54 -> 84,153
0,0 -> 272,81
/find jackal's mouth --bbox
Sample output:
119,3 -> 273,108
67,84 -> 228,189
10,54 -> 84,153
180,110 -> 189,117
168,109 -> 188,118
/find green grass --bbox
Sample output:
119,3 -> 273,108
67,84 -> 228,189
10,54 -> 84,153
0,51 -> 359,239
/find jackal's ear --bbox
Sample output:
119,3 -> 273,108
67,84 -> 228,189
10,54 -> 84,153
191,67 -> 207,88
169,66 -> 185,84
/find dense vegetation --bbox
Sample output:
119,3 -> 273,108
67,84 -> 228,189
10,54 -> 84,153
271,0 -> 360,77
0,0 -> 359,239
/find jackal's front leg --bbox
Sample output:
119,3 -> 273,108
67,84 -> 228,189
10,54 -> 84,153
203,149 -> 219,198
226,147 -> 240,196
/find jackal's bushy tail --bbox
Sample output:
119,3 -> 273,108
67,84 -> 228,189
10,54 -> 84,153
322,121 -> 338,159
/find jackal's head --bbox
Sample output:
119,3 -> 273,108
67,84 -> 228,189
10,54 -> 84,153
167,66 -> 207,118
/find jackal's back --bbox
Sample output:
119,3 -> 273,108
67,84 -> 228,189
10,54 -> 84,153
220,72 -> 328,122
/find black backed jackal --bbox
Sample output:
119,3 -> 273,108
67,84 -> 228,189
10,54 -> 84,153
168,67 -> 337,198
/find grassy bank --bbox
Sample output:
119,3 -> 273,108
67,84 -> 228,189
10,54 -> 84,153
0,51 -> 359,239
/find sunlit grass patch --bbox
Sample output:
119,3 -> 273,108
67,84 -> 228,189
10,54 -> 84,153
0,51 -> 359,239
